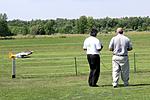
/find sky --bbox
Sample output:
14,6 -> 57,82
0,0 -> 150,21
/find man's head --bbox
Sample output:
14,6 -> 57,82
116,28 -> 123,34
90,28 -> 98,37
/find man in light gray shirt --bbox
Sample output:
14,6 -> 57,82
109,28 -> 132,88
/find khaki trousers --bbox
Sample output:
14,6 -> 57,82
112,55 -> 129,86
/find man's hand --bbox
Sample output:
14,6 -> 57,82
83,49 -> 87,51
127,47 -> 132,51
109,48 -> 114,51
98,45 -> 103,51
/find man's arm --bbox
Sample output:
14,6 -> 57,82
109,38 -> 114,51
97,45 -> 103,51
127,40 -> 133,51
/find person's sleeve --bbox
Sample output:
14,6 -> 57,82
109,38 -> 114,50
83,40 -> 87,49
96,40 -> 102,50
127,39 -> 133,50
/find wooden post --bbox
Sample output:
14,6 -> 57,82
134,52 -> 136,73
74,57 -> 77,76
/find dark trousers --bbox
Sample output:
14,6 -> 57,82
87,54 -> 100,86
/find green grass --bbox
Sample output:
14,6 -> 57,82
0,32 -> 150,100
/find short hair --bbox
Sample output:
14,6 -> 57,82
90,28 -> 98,37
116,28 -> 123,34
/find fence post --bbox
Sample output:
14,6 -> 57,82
74,57 -> 77,76
134,52 -> 136,73
12,58 -> 16,78
1,50 -> 4,79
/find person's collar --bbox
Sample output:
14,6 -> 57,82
117,33 -> 123,35
90,36 -> 96,38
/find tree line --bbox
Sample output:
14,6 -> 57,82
0,13 -> 150,37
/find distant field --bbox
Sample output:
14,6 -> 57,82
0,32 -> 150,100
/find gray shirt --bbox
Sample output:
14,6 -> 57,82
109,34 -> 132,56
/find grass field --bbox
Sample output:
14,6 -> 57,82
0,32 -> 150,100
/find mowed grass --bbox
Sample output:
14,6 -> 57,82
0,32 -> 150,100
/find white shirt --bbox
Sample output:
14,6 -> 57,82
83,36 -> 103,54
109,34 -> 132,56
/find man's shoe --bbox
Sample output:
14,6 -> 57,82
124,84 -> 129,87
93,84 -> 99,87
113,86 -> 118,88
90,84 -> 99,87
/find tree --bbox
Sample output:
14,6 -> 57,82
38,24 -> 45,35
0,13 -> 12,37
30,24 -> 45,35
0,13 -> 8,20
10,26 -> 29,35
87,17 -> 95,32
63,24 -> 73,34
29,25 -> 39,35
44,20 -> 55,35
6,15 -> 150,35
55,18 -> 67,33
76,16 -> 87,34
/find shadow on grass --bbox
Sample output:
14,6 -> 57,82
128,84 -> 150,87
135,70 -> 150,73
101,83 -> 150,87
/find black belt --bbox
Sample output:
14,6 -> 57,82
87,54 -> 99,56
113,54 -> 127,56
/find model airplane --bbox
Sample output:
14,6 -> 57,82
9,51 -> 33,58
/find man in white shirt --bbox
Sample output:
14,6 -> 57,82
109,28 -> 132,88
83,28 -> 103,87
